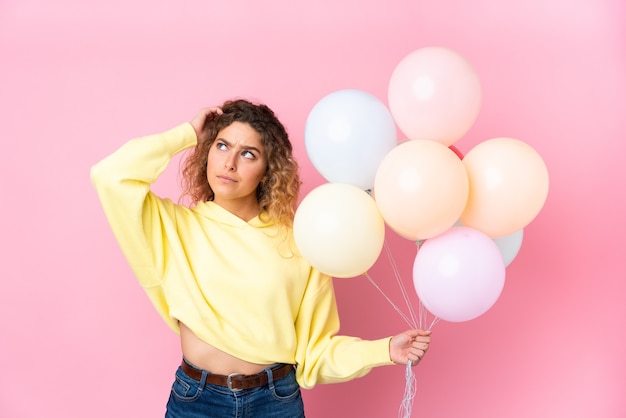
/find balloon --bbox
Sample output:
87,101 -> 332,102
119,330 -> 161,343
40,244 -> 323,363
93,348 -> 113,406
449,145 -> 464,160
413,227 -> 505,322
493,229 -> 524,267
461,138 -> 549,238
304,89 -> 397,190
388,47 -> 481,146
293,183 -> 385,278
457,218 -> 524,267
373,140 -> 469,240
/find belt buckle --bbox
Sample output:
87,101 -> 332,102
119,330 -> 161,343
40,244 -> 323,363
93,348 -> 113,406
227,373 -> 244,391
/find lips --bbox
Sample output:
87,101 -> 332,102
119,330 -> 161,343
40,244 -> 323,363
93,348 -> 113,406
217,175 -> 236,183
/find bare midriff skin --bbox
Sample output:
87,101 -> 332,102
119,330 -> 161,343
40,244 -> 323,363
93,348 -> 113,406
179,322 -> 275,375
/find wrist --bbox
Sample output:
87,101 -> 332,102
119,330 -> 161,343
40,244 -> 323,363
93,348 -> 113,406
388,336 -> 396,364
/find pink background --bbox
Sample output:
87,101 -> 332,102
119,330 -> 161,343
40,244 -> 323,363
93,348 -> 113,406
1,0 -> 625,417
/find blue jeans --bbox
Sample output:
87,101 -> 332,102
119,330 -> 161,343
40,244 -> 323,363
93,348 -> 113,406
165,361 -> 305,417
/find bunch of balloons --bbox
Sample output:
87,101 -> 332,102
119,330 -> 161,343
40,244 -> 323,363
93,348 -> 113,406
294,46 -> 549,323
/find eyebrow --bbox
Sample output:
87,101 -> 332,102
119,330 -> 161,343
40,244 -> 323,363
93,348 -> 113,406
217,138 -> 263,154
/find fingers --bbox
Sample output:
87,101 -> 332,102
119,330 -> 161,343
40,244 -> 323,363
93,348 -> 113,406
395,329 -> 431,350
390,329 -> 433,365
408,347 -> 427,364
407,329 -> 432,338
409,335 -> 430,364
412,343 -> 429,356
414,335 -> 431,344
202,106 -> 223,116
191,106 -> 223,138
413,340 -> 430,350
408,352 -> 424,364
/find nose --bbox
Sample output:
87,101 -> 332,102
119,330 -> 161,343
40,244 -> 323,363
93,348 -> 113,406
225,155 -> 236,171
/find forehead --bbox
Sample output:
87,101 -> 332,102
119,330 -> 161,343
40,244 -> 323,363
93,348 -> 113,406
217,121 -> 264,148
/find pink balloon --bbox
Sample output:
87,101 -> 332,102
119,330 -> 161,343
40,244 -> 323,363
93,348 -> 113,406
388,47 -> 482,146
413,227 -> 505,322
373,140 -> 469,240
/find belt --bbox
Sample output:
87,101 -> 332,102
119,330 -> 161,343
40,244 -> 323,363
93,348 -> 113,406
181,360 -> 294,391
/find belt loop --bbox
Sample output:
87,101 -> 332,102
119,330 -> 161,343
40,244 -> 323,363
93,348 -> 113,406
183,357 -> 209,389
266,366 -> 276,391
199,369 -> 208,388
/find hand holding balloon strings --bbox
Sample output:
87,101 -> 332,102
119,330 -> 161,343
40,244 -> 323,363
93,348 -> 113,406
363,241 -> 437,418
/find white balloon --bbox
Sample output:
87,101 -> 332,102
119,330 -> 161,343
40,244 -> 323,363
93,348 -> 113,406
304,89 -> 397,190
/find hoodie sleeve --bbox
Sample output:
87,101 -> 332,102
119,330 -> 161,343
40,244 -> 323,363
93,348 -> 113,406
293,269 -> 393,389
90,123 -> 197,330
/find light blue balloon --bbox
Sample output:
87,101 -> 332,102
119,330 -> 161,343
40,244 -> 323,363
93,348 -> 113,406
493,229 -> 524,267
304,89 -> 398,190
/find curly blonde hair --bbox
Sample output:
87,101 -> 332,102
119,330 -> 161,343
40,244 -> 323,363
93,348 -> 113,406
180,99 -> 301,226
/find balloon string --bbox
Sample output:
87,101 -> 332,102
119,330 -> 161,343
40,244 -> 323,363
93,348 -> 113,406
399,309 -> 437,418
415,240 -> 428,330
417,299 -> 424,330
427,316 -> 440,331
364,240 -> 442,331
399,360 -> 417,418
364,273 -> 416,328
365,240 -> 439,418
384,240 -> 419,329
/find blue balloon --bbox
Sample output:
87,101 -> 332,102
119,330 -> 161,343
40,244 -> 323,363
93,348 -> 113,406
304,89 -> 398,190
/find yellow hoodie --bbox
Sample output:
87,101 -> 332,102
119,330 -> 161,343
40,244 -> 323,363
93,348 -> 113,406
90,122 -> 392,388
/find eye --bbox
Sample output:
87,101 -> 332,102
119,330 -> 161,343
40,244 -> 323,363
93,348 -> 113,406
216,141 -> 228,151
242,150 -> 255,159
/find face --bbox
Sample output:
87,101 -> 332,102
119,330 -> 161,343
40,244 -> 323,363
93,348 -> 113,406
206,121 -> 267,217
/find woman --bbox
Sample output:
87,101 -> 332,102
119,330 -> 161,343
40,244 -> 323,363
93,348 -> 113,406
91,99 -> 431,417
